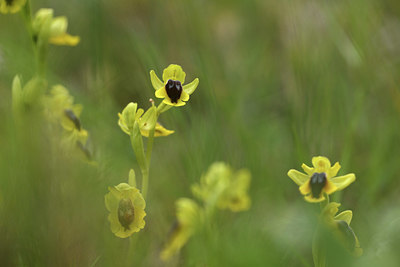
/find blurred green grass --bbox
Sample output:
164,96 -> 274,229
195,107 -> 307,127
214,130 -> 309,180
1,0 -> 400,266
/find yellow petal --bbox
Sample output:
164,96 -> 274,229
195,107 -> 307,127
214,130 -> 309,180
150,70 -> 164,90
182,78 -> 199,95
330,173 -> 356,191
335,210 -> 353,225
328,162 -> 341,178
288,169 -> 309,186
155,87 -> 167,98
180,90 -> 190,101
301,163 -> 314,175
304,194 -> 325,203
323,179 -> 337,195
162,64 -> 186,83
49,33 -> 80,46
312,156 -> 331,173
299,180 -> 311,195
174,100 -> 186,107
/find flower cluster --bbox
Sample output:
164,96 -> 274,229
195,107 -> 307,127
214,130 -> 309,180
161,162 -> 251,261
105,64 -> 199,239
287,156 -> 362,260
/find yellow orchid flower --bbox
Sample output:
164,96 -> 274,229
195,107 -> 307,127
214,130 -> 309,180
287,156 -> 356,203
321,202 -> 363,256
0,0 -> 26,14
43,85 -> 90,154
218,169 -> 251,212
32,8 -> 80,46
192,162 -> 251,212
105,183 -> 146,238
118,102 -> 171,137
161,198 -> 202,261
150,64 -> 199,107
140,122 -> 174,137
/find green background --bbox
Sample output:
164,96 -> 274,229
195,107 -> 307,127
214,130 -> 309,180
1,0 -> 400,266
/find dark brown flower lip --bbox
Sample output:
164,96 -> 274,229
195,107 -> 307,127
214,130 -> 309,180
5,0 -> 14,6
165,79 -> 182,103
118,198 -> 135,231
310,172 -> 327,199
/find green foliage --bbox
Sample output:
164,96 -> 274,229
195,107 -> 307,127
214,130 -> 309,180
1,0 -> 400,266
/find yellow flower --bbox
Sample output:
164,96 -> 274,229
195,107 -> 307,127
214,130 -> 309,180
43,85 -> 89,150
105,183 -> 146,238
191,162 -> 232,204
287,156 -> 356,203
321,202 -> 363,256
140,122 -> 174,137
32,8 -> 80,46
118,102 -> 172,137
218,169 -> 251,212
161,198 -> 202,261
0,0 -> 26,14
192,162 -> 251,212
150,64 -> 199,107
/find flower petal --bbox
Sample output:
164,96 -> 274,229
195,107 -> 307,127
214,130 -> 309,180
328,162 -> 341,178
301,163 -> 314,175
299,181 -> 311,195
174,100 -> 186,107
163,64 -> 186,83
288,169 -> 309,186
335,210 -> 353,225
180,90 -> 190,101
182,78 -> 199,95
49,33 -> 80,46
330,174 -> 356,191
312,156 -> 331,173
150,70 -> 164,90
155,87 -> 167,98
323,179 -> 337,195
304,194 -> 325,203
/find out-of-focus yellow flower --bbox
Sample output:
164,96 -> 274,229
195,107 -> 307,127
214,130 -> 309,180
118,102 -> 171,137
321,202 -> 362,256
0,0 -> 26,14
150,64 -> 199,107
192,162 -> 251,212
192,162 -> 231,204
218,169 -> 251,212
287,156 -> 356,203
32,8 -> 80,46
105,183 -> 146,238
161,198 -> 202,261
43,85 -> 89,150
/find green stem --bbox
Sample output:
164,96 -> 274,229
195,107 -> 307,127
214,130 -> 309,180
141,115 -> 157,199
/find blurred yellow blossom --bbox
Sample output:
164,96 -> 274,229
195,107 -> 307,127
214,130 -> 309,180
150,64 -> 199,107
105,183 -> 146,238
43,85 -> 89,152
0,0 -> 26,14
192,162 -> 251,212
161,198 -> 202,261
287,156 -> 355,203
32,8 -> 80,46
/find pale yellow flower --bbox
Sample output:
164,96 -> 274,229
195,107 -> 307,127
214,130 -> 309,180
150,64 -> 199,107
105,183 -> 146,238
288,156 -> 356,203
0,0 -> 26,14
